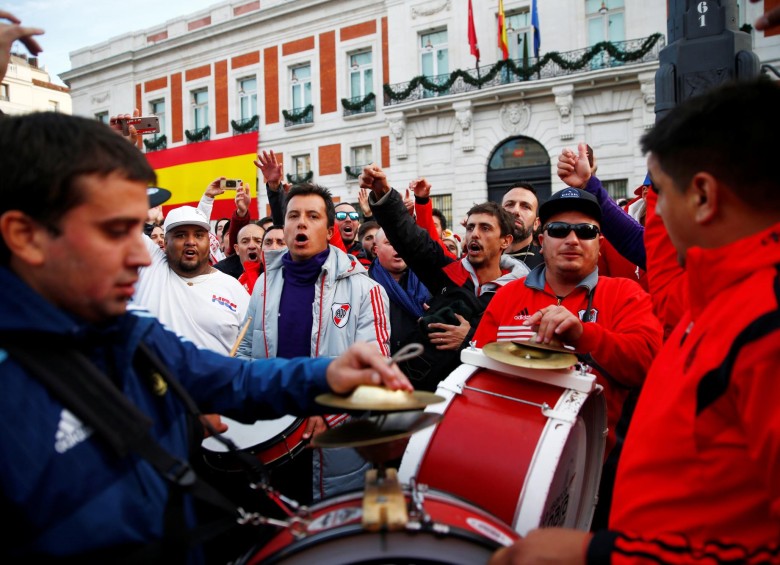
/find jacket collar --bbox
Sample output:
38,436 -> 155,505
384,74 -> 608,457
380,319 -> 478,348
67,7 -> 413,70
525,264 -> 599,294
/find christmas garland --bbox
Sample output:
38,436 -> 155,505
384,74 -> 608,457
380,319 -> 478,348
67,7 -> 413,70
143,134 -> 167,151
184,125 -> 210,142
286,171 -> 314,184
344,166 -> 363,179
341,92 -> 376,111
384,33 -> 663,102
282,104 -> 314,122
231,115 -> 259,133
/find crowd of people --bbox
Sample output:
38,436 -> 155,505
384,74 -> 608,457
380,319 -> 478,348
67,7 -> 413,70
1,6 -> 779,564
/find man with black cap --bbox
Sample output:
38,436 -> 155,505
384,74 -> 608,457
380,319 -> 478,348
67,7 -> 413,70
474,185 -> 663,527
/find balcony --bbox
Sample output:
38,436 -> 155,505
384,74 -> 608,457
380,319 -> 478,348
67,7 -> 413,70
144,134 -> 167,152
286,171 -> 313,184
342,93 -> 376,117
232,115 -> 259,135
185,125 -> 210,144
384,34 -> 665,107
283,104 -> 314,128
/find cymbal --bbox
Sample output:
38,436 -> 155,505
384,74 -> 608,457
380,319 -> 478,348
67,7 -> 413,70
482,340 -> 578,370
311,412 -> 442,464
315,388 -> 444,413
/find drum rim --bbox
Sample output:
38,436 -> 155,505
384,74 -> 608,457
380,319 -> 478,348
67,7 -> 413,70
249,521 -> 506,565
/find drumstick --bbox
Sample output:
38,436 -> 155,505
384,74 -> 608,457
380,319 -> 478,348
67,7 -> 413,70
230,316 -> 253,357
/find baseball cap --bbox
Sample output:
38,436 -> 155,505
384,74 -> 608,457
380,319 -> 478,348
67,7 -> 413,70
163,206 -> 211,234
147,186 -> 172,207
539,187 -> 602,226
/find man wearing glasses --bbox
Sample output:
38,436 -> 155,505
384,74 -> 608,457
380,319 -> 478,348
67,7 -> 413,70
334,202 -> 370,267
473,186 -> 663,528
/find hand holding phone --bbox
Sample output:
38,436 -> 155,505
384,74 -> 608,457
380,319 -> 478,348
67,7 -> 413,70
120,116 -> 160,135
220,179 -> 242,190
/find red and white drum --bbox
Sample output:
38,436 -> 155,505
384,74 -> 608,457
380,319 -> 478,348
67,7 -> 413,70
201,415 -> 307,472
240,487 -> 518,564
399,347 -> 607,535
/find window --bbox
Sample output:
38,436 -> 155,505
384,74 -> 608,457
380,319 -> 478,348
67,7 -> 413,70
95,111 -> 109,124
290,65 -> 312,111
0,83 -> 8,101
48,100 -> 59,112
488,137 -> 550,170
506,11 -> 533,61
191,89 -> 209,130
351,145 -> 372,169
602,178 -> 628,201
237,77 -> 258,120
349,51 -> 373,100
149,98 -> 166,140
431,194 -> 453,232
587,0 -> 625,49
420,30 -> 448,79
289,154 -> 312,183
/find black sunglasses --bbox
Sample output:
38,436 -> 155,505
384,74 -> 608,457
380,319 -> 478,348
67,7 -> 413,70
335,211 -> 360,221
544,222 -> 600,240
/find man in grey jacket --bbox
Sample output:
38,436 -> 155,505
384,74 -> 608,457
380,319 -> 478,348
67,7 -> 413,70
237,183 -> 391,503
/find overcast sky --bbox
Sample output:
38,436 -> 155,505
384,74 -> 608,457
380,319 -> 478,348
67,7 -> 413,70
6,0 -> 223,85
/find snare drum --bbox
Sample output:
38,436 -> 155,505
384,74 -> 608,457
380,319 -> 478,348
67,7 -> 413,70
201,415 -> 307,472
240,488 -> 517,564
399,348 -> 607,535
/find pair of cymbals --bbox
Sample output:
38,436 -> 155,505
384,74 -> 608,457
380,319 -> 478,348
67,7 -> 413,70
482,338 -> 578,369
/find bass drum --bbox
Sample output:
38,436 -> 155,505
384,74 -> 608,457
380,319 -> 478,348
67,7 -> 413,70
399,350 -> 607,536
240,488 -> 517,565
201,415 -> 306,472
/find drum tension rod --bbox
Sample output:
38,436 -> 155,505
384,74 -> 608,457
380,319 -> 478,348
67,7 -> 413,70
462,385 -> 547,410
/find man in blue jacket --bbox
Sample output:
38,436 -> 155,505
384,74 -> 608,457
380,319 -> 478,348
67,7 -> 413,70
0,112 -> 410,563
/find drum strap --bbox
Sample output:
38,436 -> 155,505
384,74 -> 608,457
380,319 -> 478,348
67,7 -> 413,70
0,332 -> 245,558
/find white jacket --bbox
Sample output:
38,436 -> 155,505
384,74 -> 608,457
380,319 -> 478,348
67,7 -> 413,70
236,245 -> 390,501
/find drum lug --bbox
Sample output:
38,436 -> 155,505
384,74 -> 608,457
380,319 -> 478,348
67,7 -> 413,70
540,403 -> 577,424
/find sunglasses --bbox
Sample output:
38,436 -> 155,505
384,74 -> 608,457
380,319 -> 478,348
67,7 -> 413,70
544,222 -> 600,240
335,211 -> 360,221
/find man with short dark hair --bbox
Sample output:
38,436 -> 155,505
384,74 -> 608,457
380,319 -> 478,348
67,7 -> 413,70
238,182 -> 391,502
501,181 -> 543,268
361,163 -> 528,362
490,80 -> 780,565
358,219 -> 379,262
0,112 -> 410,562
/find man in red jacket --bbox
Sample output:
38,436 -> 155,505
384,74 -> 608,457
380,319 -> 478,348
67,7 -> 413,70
490,80 -> 780,565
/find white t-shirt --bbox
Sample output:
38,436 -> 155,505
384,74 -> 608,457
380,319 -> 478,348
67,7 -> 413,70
133,236 -> 250,355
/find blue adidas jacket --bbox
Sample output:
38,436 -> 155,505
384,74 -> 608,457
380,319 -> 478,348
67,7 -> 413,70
0,266 -> 331,561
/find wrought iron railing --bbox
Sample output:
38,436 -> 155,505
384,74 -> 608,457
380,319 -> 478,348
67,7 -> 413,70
283,105 -> 314,127
231,115 -> 259,134
185,126 -> 210,143
384,34 -> 665,107
342,93 -> 376,117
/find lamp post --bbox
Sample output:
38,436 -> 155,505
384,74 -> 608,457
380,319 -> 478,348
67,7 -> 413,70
655,0 -> 759,122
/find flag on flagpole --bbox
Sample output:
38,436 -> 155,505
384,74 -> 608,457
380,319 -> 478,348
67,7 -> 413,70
468,0 -> 480,62
145,131 -> 260,218
531,0 -> 541,58
498,0 -> 509,60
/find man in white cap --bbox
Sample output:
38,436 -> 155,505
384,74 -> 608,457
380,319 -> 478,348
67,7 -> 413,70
133,205 -> 250,355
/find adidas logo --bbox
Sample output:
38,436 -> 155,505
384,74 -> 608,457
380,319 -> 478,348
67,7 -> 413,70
54,409 -> 93,454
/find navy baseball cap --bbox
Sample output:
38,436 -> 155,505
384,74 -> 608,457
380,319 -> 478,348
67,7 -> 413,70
539,187 -> 602,226
147,186 -> 171,208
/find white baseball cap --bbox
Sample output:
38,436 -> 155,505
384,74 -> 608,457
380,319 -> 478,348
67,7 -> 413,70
163,206 -> 211,234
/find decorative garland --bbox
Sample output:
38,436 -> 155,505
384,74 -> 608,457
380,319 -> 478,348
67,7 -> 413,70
231,115 -> 259,133
184,125 -> 210,142
344,166 -> 363,179
143,134 -> 167,151
341,92 -> 376,112
384,33 -> 664,102
282,104 -> 313,122
286,171 -> 314,184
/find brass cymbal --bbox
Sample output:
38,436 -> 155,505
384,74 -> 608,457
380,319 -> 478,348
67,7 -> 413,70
482,340 -> 578,370
315,389 -> 444,413
311,412 -> 442,464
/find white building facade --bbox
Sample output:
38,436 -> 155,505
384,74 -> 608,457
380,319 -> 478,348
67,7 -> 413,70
1,54 -> 72,115
61,0 -> 780,227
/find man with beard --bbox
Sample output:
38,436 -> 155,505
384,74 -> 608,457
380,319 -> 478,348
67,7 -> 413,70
335,201 -> 370,266
361,164 -> 528,356
133,205 -> 250,356
502,182 -> 543,269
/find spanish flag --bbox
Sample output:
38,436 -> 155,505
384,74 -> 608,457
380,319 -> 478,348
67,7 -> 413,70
498,0 -> 509,60
145,131 -> 259,217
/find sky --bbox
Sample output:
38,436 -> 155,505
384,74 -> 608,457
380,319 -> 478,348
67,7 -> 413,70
7,0 -> 224,85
